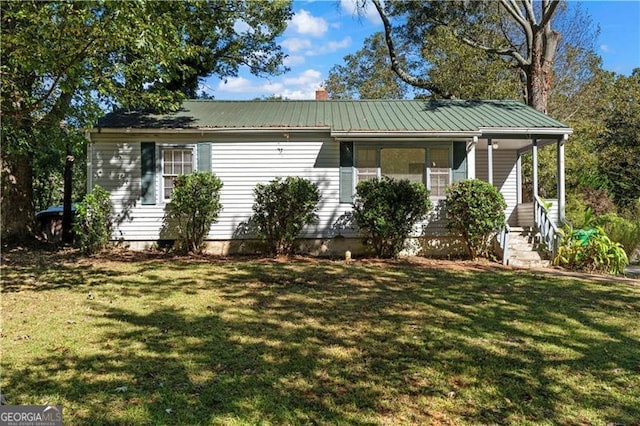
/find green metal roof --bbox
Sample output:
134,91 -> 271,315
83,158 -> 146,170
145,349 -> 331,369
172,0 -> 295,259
97,99 -> 570,133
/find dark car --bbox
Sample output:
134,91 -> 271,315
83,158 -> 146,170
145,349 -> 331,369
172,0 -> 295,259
35,205 -> 76,242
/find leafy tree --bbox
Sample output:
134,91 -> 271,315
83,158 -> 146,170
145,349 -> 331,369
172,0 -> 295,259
165,172 -> 224,254
252,177 -> 321,257
445,179 -> 507,259
367,0 -> 583,112
1,0 -> 291,241
325,33 -> 410,99
596,69 -> 640,209
352,177 -> 432,258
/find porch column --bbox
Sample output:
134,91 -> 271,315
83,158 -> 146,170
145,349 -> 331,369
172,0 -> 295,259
467,137 -> 477,179
557,135 -> 566,222
532,139 -> 538,199
487,138 -> 494,185
516,153 -> 522,205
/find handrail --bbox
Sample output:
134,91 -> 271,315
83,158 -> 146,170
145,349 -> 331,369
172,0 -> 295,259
496,224 -> 511,265
533,194 -> 559,258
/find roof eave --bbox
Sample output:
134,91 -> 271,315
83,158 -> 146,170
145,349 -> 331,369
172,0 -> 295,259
330,130 -> 481,140
89,126 -> 332,134
478,127 -> 573,139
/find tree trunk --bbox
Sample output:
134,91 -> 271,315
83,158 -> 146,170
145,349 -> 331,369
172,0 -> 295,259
1,151 -> 35,242
62,139 -> 75,244
527,27 -> 560,114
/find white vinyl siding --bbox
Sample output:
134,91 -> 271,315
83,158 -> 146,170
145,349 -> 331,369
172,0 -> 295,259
476,149 -> 518,226
89,137 -> 482,242
90,137 -> 347,240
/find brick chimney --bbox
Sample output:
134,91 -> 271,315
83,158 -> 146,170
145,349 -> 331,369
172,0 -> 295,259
315,88 -> 328,101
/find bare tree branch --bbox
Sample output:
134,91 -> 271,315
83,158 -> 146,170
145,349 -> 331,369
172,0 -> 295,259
521,0 -> 537,26
539,0 -> 561,32
370,0 -> 453,98
500,0 -> 533,54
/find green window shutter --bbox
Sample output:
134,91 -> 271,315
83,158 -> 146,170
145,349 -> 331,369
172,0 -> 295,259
141,142 -> 156,205
452,141 -> 467,182
339,141 -> 354,203
197,142 -> 212,171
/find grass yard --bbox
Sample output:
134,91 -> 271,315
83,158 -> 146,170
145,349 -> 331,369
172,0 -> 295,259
1,250 -> 639,425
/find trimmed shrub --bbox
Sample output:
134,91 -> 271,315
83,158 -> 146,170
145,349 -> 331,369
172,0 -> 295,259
73,185 -> 113,254
554,225 -> 629,275
166,172 -> 223,253
252,176 -> 321,256
352,176 -> 432,258
445,179 -> 507,259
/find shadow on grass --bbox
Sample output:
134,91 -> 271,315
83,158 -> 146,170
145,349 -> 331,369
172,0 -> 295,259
2,255 -> 640,424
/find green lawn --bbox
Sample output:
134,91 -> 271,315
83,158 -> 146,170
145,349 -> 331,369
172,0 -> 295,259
2,251 -> 639,425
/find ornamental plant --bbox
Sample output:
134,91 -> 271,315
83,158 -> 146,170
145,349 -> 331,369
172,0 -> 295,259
554,225 -> 629,275
166,172 -> 223,253
73,185 -> 113,254
252,176 -> 321,256
352,176 -> 432,258
445,179 -> 507,259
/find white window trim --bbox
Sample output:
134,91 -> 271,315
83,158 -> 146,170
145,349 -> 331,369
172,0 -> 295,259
160,144 -> 196,203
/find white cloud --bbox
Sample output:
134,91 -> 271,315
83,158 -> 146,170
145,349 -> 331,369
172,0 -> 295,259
283,55 -> 306,66
278,89 -> 317,100
281,37 -> 312,53
339,0 -> 382,24
307,36 -> 352,56
216,77 -> 255,93
289,9 -> 329,36
213,69 -> 324,100
600,44 -> 612,53
283,69 -> 323,86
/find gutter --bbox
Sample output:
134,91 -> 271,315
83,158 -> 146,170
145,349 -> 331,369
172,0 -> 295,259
89,126 -> 332,135
331,130 -> 481,139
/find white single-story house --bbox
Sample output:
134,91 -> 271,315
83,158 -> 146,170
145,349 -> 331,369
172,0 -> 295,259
88,93 -> 572,259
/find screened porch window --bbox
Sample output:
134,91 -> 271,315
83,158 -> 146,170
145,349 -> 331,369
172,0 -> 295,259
162,149 -> 193,200
381,148 -> 426,183
356,148 -> 378,183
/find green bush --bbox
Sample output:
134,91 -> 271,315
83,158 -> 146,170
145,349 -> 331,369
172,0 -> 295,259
252,176 -> 321,256
445,179 -> 507,259
73,185 -> 113,254
593,213 -> 640,257
352,177 -> 432,258
554,226 -> 629,275
166,172 -> 223,253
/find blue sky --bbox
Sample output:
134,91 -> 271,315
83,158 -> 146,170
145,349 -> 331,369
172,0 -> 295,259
203,0 -> 640,100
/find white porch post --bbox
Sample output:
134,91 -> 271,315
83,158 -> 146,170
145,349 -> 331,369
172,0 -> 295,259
467,137 -> 477,179
532,139 -> 538,199
487,138 -> 494,185
557,135 -> 566,223
516,153 -> 522,205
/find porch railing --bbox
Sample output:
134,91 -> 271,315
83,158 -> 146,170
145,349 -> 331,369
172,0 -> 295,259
496,224 -> 510,265
534,194 -> 559,258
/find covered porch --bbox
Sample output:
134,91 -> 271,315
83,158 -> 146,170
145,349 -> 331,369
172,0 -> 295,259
468,131 -> 571,258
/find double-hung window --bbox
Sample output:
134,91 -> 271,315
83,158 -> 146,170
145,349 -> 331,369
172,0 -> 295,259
427,148 -> 450,198
162,149 -> 193,200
